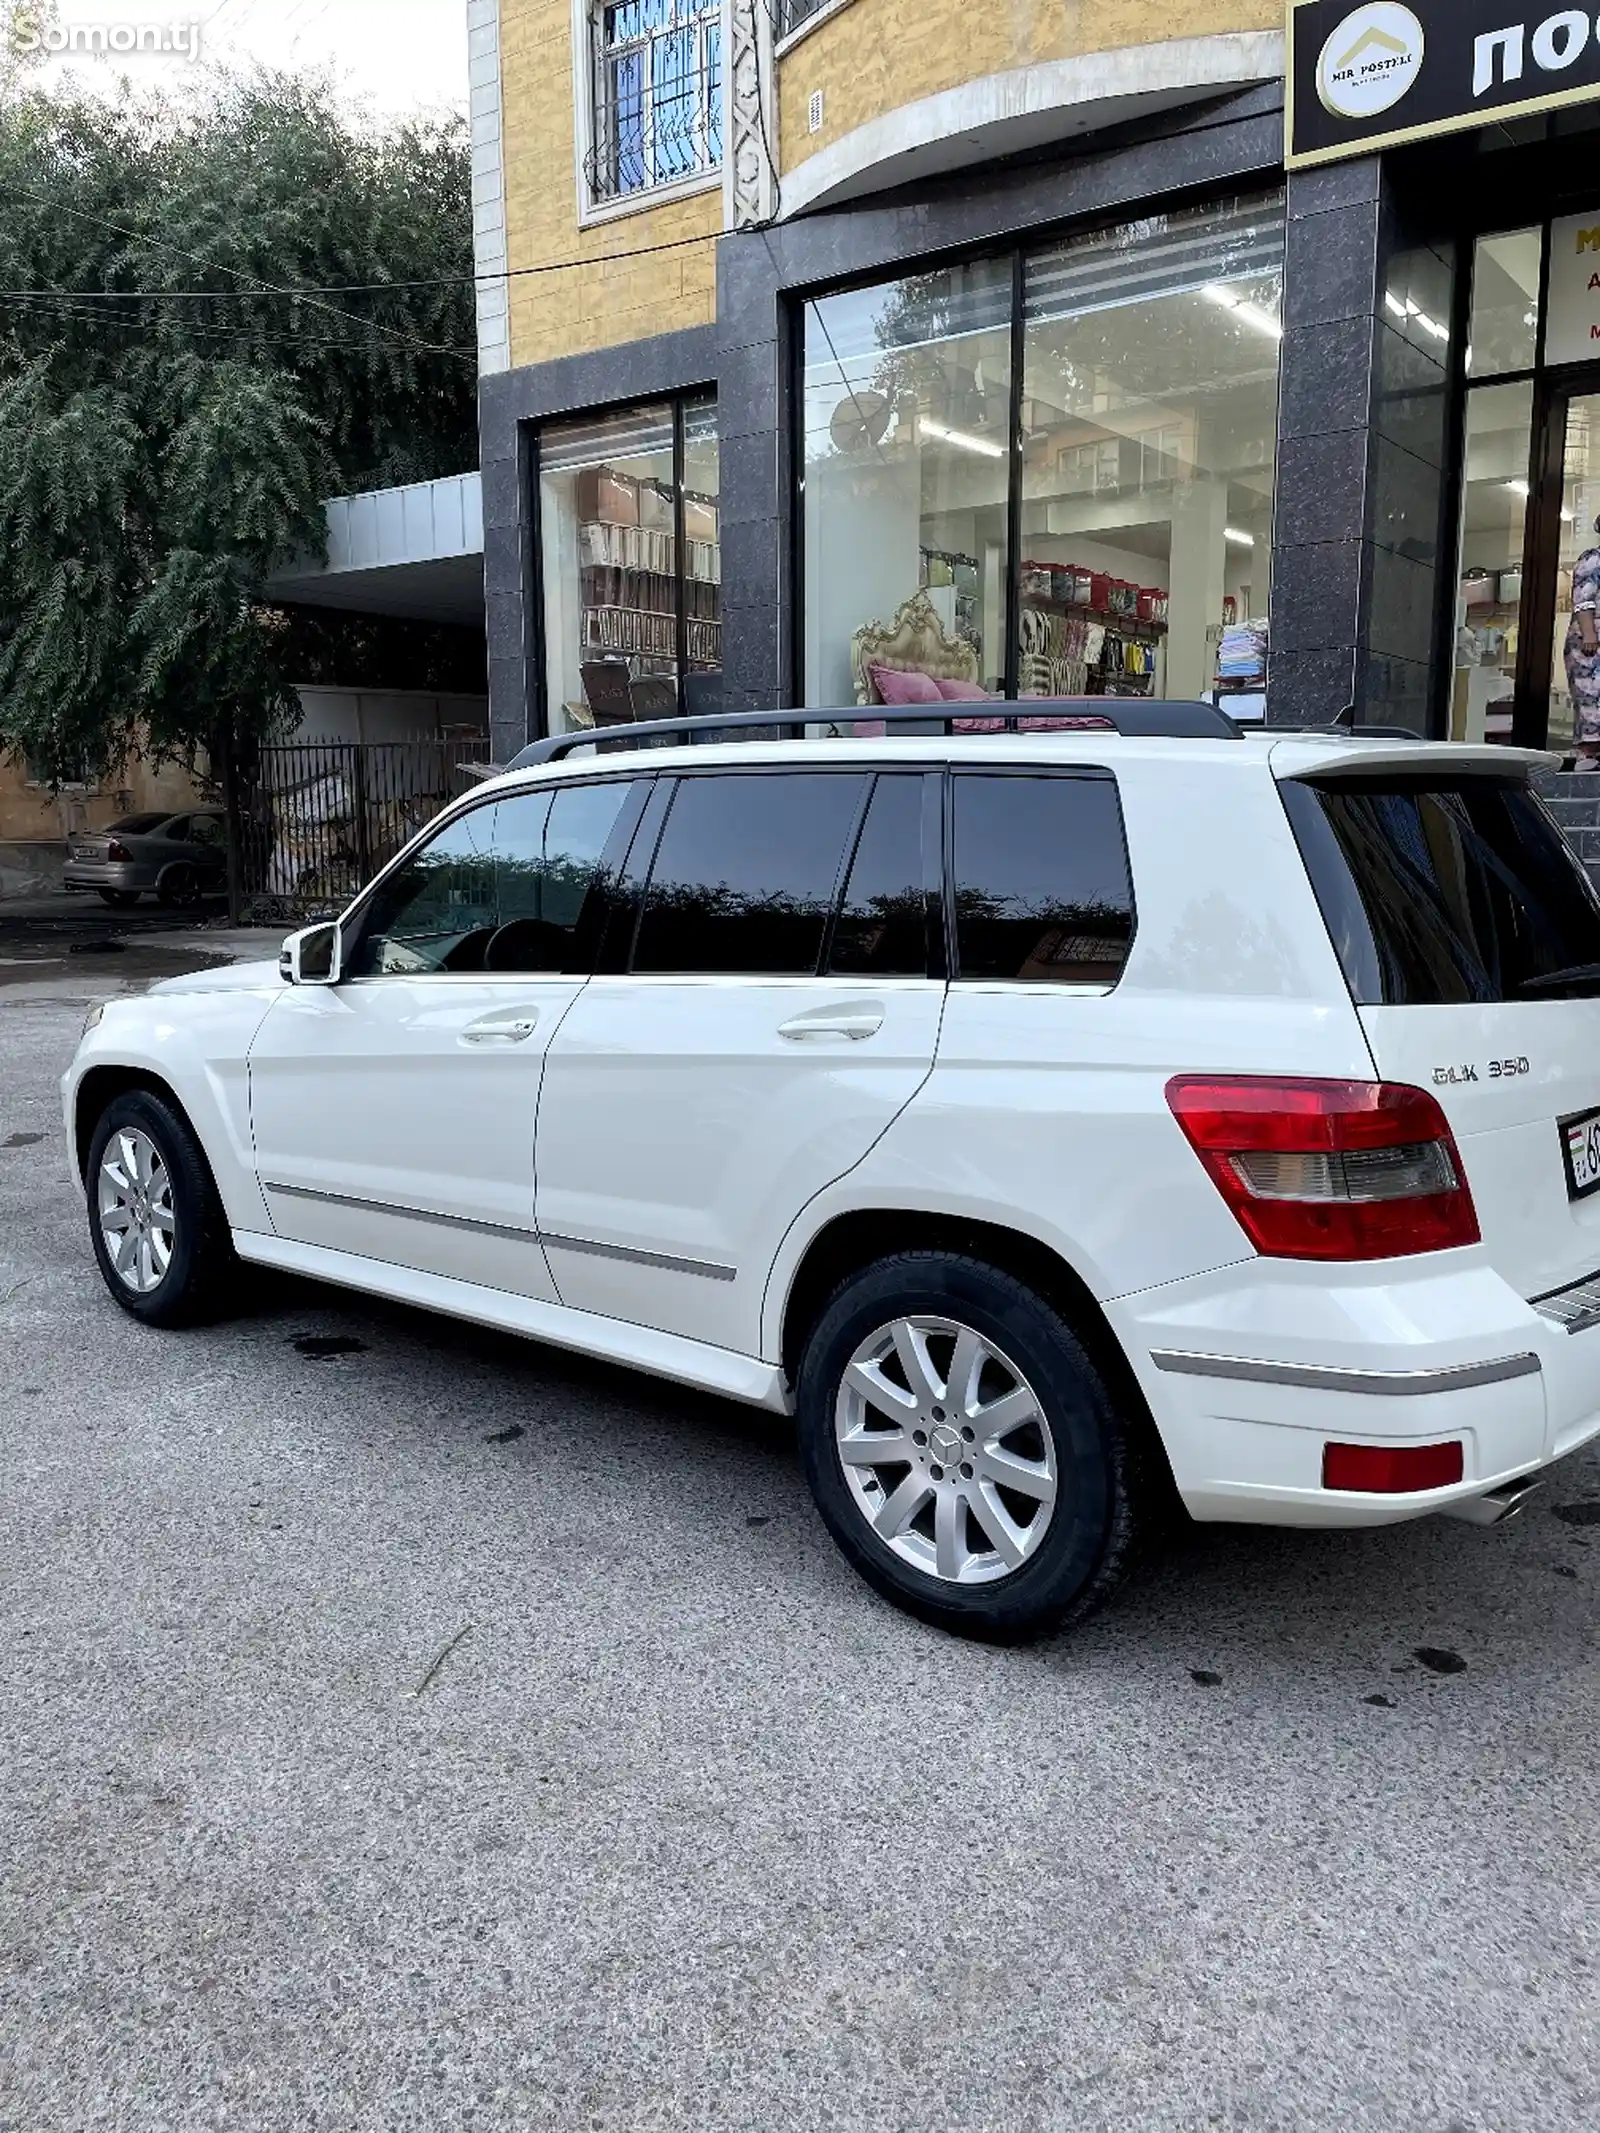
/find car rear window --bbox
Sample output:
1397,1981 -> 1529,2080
952,772 -> 1134,985
1280,773 -> 1600,1005
108,814 -> 168,835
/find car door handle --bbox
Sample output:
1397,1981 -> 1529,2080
461,1010 -> 540,1045
777,1011 -> 885,1042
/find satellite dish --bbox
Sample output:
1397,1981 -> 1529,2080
831,388 -> 890,455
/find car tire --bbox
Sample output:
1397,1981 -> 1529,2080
86,1090 -> 238,1328
97,890 -> 142,909
158,863 -> 201,910
797,1252 -> 1151,1644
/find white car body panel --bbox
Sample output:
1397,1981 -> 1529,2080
535,972 -> 944,1351
248,973 -> 587,1300
233,1227 -> 790,1411
65,973 -> 283,1231
1358,1000 -> 1600,1300
59,729 -> 1600,1534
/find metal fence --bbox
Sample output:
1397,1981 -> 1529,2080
234,740 -> 490,924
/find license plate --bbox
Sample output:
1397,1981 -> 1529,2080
1560,1108 -> 1600,1200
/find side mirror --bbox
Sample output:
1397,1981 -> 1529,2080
280,923 -> 342,987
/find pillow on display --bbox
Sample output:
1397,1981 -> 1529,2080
869,664 -> 944,705
932,678 -> 995,701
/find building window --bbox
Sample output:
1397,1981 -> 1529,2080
801,193 -> 1286,715
776,0 -> 837,39
588,0 -> 722,207
537,395 -> 720,735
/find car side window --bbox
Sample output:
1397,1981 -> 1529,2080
346,804 -> 500,977
632,772 -> 868,977
827,775 -> 930,978
188,816 -> 225,850
162,817 -> 191,842
483,781 -> 634,973
952,772 -> 1134,985
346,782 -> 636,980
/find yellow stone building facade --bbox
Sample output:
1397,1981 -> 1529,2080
469,0 -> 1600,764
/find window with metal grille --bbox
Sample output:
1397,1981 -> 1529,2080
777,0 -> 835,37
588,0 -> 721,206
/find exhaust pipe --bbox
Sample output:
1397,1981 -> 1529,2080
1440,1477 -> 1544,1527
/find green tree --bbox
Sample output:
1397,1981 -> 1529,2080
0,68 -> 477,781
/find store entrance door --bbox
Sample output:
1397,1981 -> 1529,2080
1519,379 -> 1600,757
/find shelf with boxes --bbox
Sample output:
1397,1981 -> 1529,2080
572,463 -> 722,678
1019,563 -> 1170,636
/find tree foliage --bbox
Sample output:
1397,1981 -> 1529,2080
0,69 -> 477,778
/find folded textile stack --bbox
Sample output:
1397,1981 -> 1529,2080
1217,621 -> 1268,690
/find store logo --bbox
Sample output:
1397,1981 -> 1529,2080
1317,3 -> 1426,121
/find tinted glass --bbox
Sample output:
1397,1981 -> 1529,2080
188,815 -> 225,849
347,783 -> 633,978
828,775 -> 928,977
349,805 -> 500,976
486,782 -> 633,972
1281,775 -> 1600,1005
109,814 -> 169,835
953,774 -> 1134,984
634,773 -> 867,975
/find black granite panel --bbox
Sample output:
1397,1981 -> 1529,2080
1371,434 -> 1445,567
1277,316 -> 1374,441
1368,547 -> 1438,665
1266,644 -> 1361,726
1284,200 -> 1384,332
1274,430 -> 1371,548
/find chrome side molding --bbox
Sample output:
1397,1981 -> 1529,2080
1150,1349 -> 1542,1396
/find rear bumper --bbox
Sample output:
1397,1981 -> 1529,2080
1109,1253 -> 1600,1528
63,862 -> 154,892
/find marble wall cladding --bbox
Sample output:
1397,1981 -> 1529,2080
1268,162 -> 1455,732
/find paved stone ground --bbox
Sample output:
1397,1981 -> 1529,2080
2,974 -> 1598,2132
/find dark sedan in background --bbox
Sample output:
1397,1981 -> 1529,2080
63,811 -> 228,909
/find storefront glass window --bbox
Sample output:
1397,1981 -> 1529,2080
1452,381 -> 1534,743
802,258 -> 1014,708
539,396 -> 720,734
1019,197 -> 1283,709
682,394 -> 721,680
1546,392 -> 1600,757
800,194 -> 1284,714
1467,230 -> 1542,379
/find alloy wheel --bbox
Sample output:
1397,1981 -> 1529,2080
834,1314 -> 1059,1585
98,1128 -> 176,1294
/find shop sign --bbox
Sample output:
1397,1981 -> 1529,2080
1545,211 -> 1600,363
1288,1 -> 1600,167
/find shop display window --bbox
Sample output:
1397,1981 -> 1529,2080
802,257 -> 1014,709
1453,382 -> 1535,745
1466,230 -> 1541,380
800,194 -> 1284,715
539,395 -> 719,735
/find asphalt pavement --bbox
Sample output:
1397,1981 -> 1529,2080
2,953 -> 1598,2132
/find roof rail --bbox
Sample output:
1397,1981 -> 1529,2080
507,698 -> 1243,770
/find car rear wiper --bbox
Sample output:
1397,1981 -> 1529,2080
1517,963 -> 1600,995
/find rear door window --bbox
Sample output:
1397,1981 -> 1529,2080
826,774 -> 930,978
1280,773 -> 1600,1004
951,772 -> 1135,985
633,772 -> 868,975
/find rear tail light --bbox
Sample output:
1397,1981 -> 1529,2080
1166,1077 -> 1481,1262
106,840 -> 132,862
1323,1441 -> 1465,1493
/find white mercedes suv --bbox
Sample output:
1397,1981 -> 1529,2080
63,705 -> 1600,1640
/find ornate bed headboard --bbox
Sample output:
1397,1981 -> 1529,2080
850,590 -> 981,705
